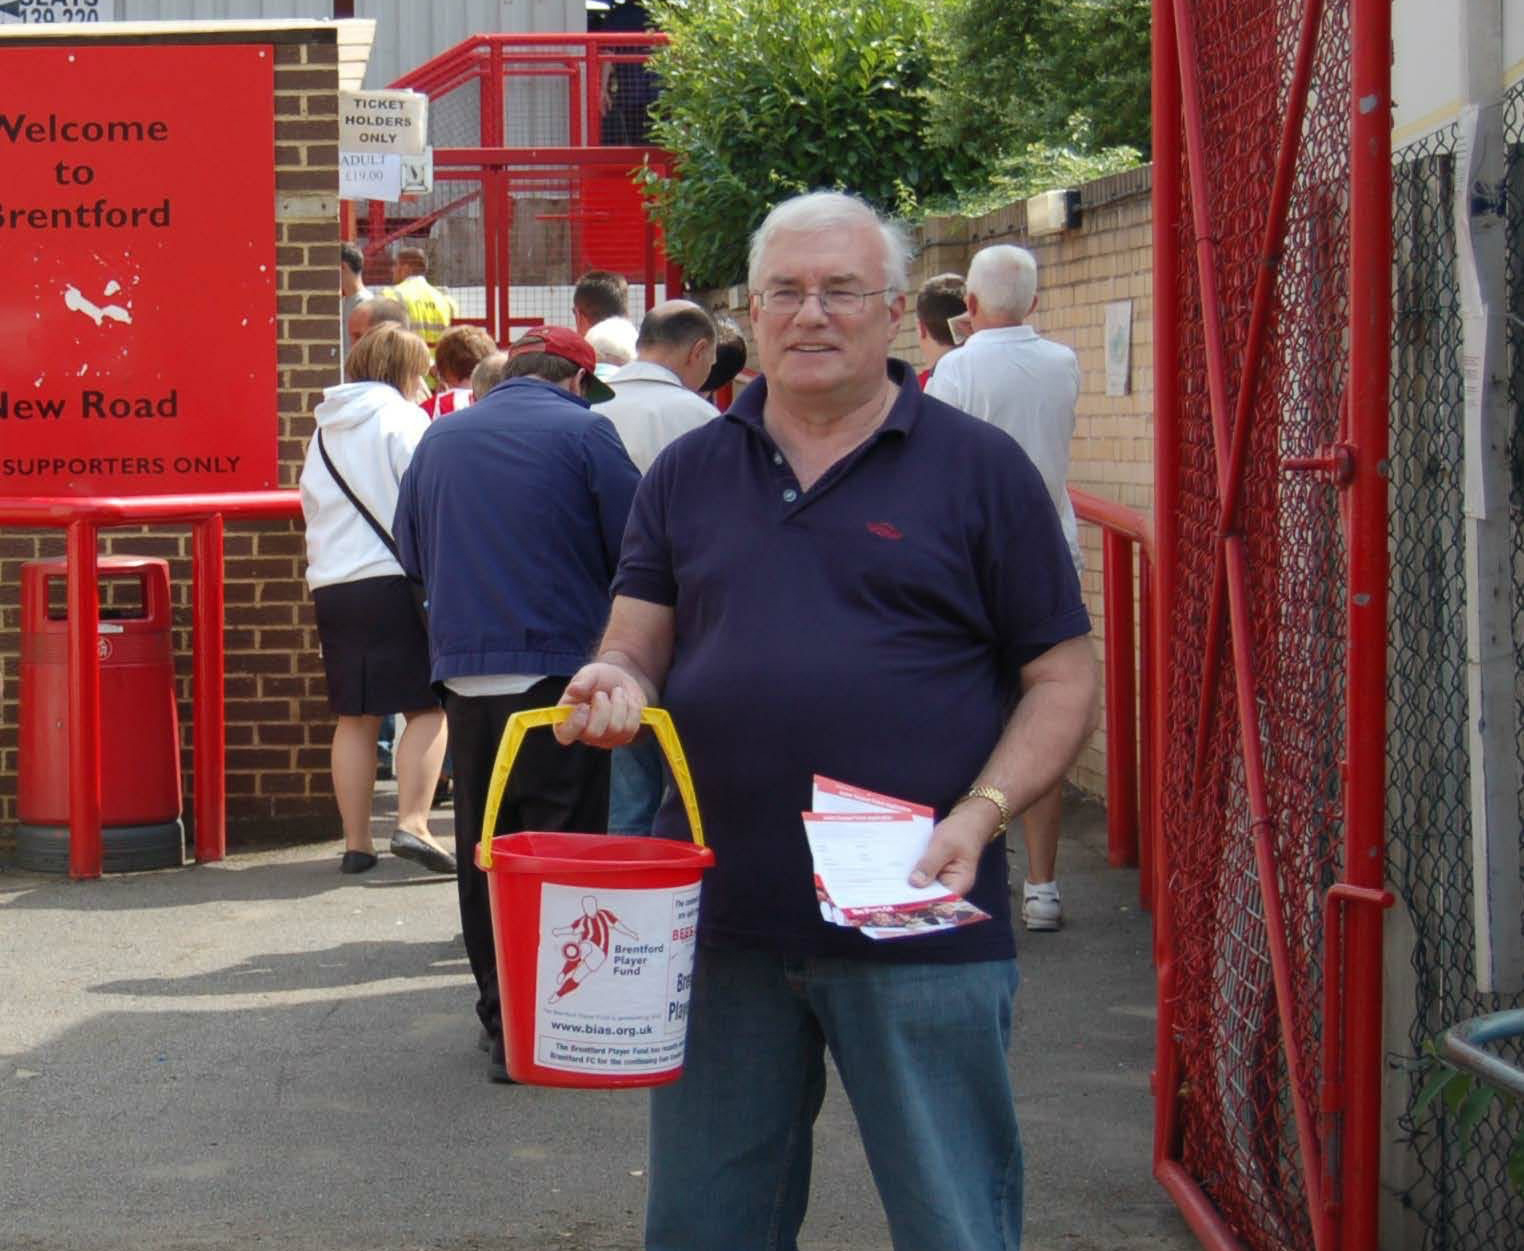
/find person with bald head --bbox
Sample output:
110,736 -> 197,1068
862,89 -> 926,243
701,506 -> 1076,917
592,299 -> 719,474
346,296 -> 410,355
926,243 -> 1083,934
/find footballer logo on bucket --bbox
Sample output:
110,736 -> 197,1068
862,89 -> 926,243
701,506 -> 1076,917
546,894 -> 638,1006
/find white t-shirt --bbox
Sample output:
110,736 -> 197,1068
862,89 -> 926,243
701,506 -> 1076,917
592,360 -> 719,473
925,324 -> 1082,572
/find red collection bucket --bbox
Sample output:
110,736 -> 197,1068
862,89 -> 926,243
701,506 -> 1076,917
474,706 -> 714,1089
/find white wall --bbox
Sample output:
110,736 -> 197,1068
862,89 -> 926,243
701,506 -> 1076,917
356,0 -> 585,90
1393,0 -> 1524,147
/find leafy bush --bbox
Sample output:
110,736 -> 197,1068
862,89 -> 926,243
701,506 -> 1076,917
928,0 -> 1151,164
640,0 -> 979,289
637,0 -> 1149,289
1414,1039 -> 1524,1196
930,123 -> 1144,220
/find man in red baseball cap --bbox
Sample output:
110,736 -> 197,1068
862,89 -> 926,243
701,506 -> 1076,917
506,325 -> 617,402
395,317 -> 639,1082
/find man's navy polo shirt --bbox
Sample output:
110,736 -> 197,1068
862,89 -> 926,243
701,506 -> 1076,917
613,360 -> 1090,963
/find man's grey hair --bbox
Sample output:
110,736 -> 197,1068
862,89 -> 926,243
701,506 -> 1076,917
470,351 -> 510,401
747,191 -> 910,303
965,245 -> 1039,320
353,296 -> 410,331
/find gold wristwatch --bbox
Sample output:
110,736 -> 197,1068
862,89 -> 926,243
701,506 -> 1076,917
961,784 -> 1014,840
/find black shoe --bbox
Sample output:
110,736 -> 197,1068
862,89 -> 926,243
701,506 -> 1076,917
390,829 -> 457,874
339,850 -> 378,875
489,1036 -> 517,1084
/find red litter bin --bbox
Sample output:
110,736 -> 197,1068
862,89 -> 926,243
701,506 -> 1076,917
16,556 -> 183,873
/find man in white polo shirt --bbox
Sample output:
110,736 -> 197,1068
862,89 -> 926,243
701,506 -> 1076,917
926,243 -> 1083,933
593,299 -> 719,472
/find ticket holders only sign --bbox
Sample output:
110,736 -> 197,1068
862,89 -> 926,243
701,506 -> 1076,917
534,882 -> 700,1076
0,44 -> 277,496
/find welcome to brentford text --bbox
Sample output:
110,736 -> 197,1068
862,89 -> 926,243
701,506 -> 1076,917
0,113 -> 173,229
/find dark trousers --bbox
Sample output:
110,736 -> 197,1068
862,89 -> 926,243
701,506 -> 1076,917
444,677 -> 611,1038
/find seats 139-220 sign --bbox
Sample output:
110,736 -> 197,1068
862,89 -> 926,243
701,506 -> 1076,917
0,42 -> 277,496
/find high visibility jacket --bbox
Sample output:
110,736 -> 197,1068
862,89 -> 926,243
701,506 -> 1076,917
383,274 -> 457,346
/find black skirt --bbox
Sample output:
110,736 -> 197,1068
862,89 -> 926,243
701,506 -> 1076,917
312,575 -> 437,715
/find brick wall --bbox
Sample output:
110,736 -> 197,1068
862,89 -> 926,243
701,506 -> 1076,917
0,28 -> 343,843
701,166 -> 1156,798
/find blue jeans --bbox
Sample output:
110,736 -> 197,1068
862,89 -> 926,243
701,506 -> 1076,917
608,734 -> 665,835
646,948 -> 1023,1251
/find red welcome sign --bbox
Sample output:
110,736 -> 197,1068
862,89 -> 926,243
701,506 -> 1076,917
0,43 -> 277,496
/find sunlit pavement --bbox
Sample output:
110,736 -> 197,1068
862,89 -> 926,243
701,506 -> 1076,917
0,788 -> 1192,1251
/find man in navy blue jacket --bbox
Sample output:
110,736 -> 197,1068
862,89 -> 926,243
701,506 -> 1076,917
395,326 -> 640,1082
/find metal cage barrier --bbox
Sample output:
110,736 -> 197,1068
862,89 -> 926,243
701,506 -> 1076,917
359,34 -> 681,344
1150,1 -> 1395,1248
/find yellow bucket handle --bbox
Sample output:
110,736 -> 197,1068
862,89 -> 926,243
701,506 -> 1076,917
478,705 -> 706,870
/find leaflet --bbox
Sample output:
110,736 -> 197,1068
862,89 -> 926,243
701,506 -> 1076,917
804,777 -> 990,941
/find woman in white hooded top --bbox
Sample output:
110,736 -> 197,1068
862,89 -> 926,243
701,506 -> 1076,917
300,325 -> 453,875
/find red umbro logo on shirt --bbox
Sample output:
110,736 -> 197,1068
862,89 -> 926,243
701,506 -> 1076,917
866,521 -> 903,541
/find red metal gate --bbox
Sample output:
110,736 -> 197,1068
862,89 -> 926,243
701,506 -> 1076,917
359,34 -> 681,342
1150,2 -> 1393,1248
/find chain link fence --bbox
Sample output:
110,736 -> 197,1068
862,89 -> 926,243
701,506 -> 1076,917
1163,3 -> 1354,1246
1385,80 -> 1524,1250
363,39 -> 670,336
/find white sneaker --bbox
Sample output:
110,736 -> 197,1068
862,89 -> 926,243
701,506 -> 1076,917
1022,881 -> 1062,931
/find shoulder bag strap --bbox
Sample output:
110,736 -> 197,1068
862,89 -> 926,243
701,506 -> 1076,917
316,428 -> 401,563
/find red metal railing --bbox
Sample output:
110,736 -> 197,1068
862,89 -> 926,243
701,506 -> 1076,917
0,493 -> 303,879
392,31 -> 669,152
364,34 -> 682,341
1069,487 -> 1156,910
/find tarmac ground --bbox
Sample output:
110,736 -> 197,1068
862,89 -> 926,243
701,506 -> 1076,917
1,788 -> 1195,1251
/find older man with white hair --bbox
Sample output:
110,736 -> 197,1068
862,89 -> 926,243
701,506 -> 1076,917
584,315 -> 638,380
554,192 -> 1097,1250
926,244 -> 1083,934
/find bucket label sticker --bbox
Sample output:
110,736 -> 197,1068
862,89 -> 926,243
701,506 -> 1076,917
534,882 -> 701,1075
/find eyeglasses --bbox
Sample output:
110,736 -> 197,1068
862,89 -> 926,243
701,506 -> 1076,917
751,287 -> 895,316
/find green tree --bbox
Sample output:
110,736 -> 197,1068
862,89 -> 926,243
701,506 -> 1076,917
931,0 -> 1150,157
927,0 -> 1150,197
637,0 -> 1150,287
640,0 -> 979,289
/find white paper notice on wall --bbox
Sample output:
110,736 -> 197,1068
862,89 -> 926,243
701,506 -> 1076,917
339,152 -> 401,202
1105,299 -> 1132,397
339,89 -> 428,156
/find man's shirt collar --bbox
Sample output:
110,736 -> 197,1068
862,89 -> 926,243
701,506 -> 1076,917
725,358 -> 921,440
965,324 -> 1038,345
482,375 -> 592,410
608,360 -> 686,388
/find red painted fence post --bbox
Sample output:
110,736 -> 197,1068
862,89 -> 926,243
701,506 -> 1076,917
192,513 -> 226,863
65,519 -> 102,879
1103,529 -> 1139,868
1340,0 -> 1394,1244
